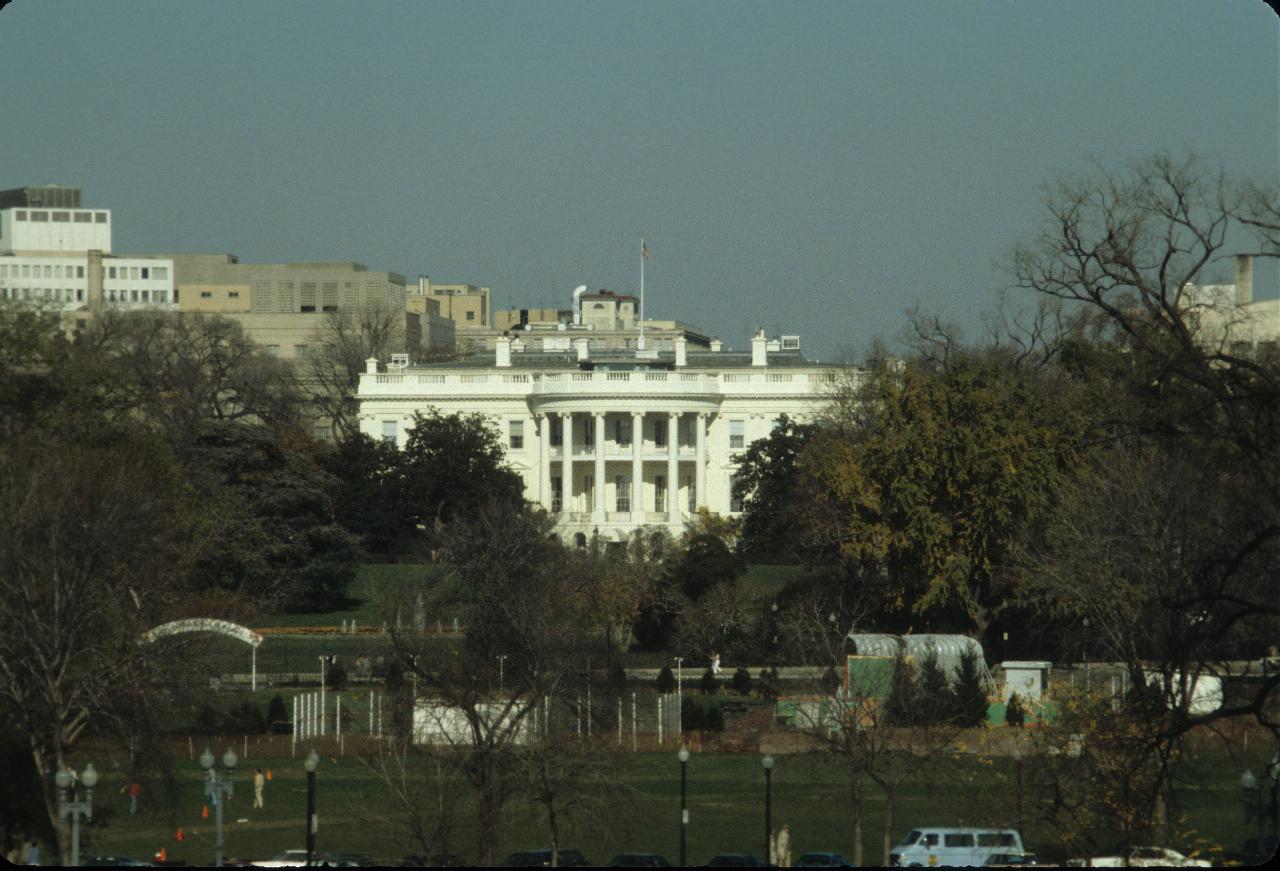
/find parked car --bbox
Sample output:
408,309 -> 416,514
398,854 -> 468,867
321,854 -> 377,867
1066,846 -> 1210,867
251,850 -> 330,867
705,855 -> 767,867
1232,835 -> 1279,865
984,853 -> 1039,867
796,852 -> 855,867
82,859 -> 155,867
499,848 -> 592,867
606,854 -> 671,867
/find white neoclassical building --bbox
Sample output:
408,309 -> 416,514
357,330 -> 851,542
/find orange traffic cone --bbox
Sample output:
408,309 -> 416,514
154,847 -> 167,863
266,769 -> 273,781
176,827 -> 185,842
202,804 -> 209,819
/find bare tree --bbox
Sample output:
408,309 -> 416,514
0,435 -> 201,864
307,300 -> 419,440
355,743 -> 467,862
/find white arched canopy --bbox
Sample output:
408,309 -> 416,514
142,619 -> 265,689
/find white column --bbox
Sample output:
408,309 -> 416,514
560,412 -> 573,514
667,412 -> 680,524
696,412 -> 708,510
593,412 -> 606,521
539,413 -> 552,510
631,411 -> 643,518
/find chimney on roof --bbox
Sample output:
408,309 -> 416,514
710,338 -> 722,352
674,335 -> 687,367
751,328 -> 768,367
365,357 -> 379,374
575,338 -> 590,361
495,335 -> 512,367
1235,255 -> 1254,306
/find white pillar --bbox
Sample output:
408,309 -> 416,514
560,412 -> 573,514
667,412 -> 680,524
539,413 -> 552,510
695,413 -> 708,510
593,412 -> 606,522
631,411 -> 643,518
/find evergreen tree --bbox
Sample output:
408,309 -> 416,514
705,701 -> 725,732
267,695 -> 290,735
656,665 -> 676,694
917,651 -> 955,725
1005,692 -> 1026,728
700,667 -> 718,695
953,650 -> 990,727
732,667 -> 753,697
884,656 -> 918,726
821,664 -> 841,695
681,695 -> 702,731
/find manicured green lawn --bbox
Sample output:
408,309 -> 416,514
67,744 -> 1255,867
253,564 -> 457,629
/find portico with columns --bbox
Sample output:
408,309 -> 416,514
356,329 -> 845,543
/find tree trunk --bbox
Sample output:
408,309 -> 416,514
850,768 -> 864,867
881,786 -> 895,867
547,798 -> 560,867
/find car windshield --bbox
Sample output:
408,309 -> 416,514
901,831 -> 922,846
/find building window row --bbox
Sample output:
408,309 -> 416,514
0,264 -> 88,279
12,210 -> 108,223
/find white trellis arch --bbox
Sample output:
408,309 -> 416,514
142,619 -> 265,690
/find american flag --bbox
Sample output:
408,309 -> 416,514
642,241 -> 651,260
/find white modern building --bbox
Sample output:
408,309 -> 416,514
0,188 -> 176,314
357,329 -> 851,543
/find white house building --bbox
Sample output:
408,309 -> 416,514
357,330 -> 850,543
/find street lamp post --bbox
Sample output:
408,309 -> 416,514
201,746 -> 238,868
318,656 -> 328,736
762,754 -> 775,866
678,746 -> 690,867
305,749 -> 320,864
497,655 -> 508,694
55,762 -> 98,867
1081,617 -> 1090,691
674,657 -> 684,734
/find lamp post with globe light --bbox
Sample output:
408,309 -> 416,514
305,750 -> 320,864
201,746 -> 237,867
55,762 -> 98,867
762,754 -> 775,865
678,746 -> 690,866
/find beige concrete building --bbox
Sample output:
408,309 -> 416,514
158,255 -> 455,362
481,288 -> 713,353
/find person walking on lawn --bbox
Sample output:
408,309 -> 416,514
253,768 -> 266,808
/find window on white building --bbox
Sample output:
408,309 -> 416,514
583,417 -> 594,451
74,212 -> 91,223
549,416 -> 563,447
686,475 -> 696,511
265,345 -> 280,357
141,267 -> 149,279
729,419 -> 745,450
31,211 -> 48,222
76,266 -> 84,278
108,267 -> 117,279
655,475 -> 666,513
381,420 -> 398,446
614,417 -> 631,446
729,474 -> 744,513
616,475 -> 631,512
654,419 -> 667,448
509,419 -> 524,450
294,344 -> 308,358
153,266 -> 168,279
52,211 -> 69,222
95,212 -> 107,223
551,477 -> 563,512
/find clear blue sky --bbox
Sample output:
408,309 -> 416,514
2,0 -> 1276,359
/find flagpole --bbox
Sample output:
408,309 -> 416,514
638,237 -> 646,352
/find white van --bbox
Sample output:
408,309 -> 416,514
890,827 -> 1025,867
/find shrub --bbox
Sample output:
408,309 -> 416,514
224,700 -> 267,735
656,665 -> 676,695
732,667 -> 753,697
267,695 -> 291,735
1005,692 -> 1026,728
326,662 -> 348,691
758,668 -> 779,701
700,668 -> 718,695
681,694 -> 702,731
821,665 -> 841,695
609,664 -> 628,694
704,701 -> 725,732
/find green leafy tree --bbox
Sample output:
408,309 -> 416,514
802,352 -> 1089,636
733,414 -> 823,561
667,533 -> 746,603
320,433 -> 413,558
400,411 -> 525,544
